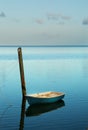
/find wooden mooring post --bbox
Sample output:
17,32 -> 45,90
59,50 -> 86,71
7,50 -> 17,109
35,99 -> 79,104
18,47 -> 26,97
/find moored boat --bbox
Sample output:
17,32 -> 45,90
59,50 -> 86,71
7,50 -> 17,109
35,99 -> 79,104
26,91 -> 65,105
18,48 -> 65,106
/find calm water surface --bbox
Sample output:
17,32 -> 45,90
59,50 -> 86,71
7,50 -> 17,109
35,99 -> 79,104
0,47 -> 88,130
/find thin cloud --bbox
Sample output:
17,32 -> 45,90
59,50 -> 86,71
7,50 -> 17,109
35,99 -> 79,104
35,19 -> 44,24
61,16 -> 71,20
47,13 -> 71,21
12,18 -> 20,23
82,17 -> 88,25
58,21 -> 65,25
47,13 -> 60,20
0,11 -> 6,17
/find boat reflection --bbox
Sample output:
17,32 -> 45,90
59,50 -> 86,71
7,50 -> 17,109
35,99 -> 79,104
26,100 -> 65,117
19,99 -> 65,130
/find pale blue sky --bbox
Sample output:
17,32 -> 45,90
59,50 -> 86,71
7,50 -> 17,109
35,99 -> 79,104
0,0 -> 88,45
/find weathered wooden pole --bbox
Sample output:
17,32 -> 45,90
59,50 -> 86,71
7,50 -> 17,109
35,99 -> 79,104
18,47 -> 26,97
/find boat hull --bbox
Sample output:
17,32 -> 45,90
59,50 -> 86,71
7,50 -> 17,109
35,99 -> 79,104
26,91 -> 65,105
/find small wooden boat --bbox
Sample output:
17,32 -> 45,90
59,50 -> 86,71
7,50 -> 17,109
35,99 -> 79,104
18,48 -> 65,105
26,100 -> 65,117
26,91 -> 65,105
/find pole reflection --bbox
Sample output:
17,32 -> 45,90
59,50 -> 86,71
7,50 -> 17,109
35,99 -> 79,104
19,97 -> 26,130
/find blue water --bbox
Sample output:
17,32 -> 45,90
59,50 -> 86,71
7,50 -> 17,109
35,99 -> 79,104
0,46 -> 88,130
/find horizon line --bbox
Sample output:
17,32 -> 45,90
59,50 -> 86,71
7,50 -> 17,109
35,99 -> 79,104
0,45 -> 88,47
